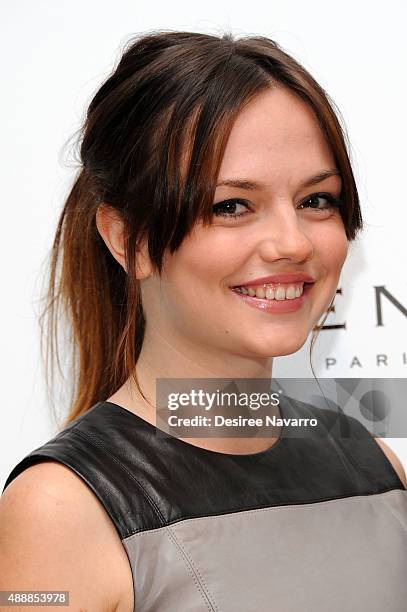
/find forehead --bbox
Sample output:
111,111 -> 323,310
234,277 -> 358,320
218,86 -> 336,189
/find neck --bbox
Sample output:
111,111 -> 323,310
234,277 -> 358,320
107,328 -> 281,455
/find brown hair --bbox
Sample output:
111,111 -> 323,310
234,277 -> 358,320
39,29 -> 363,429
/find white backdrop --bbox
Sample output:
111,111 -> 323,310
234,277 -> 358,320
1,0 -> 406,486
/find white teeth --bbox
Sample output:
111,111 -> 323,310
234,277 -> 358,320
285,286 -> 296,300
275,286 -> 286,300
234,282 -> 304,301
266,286 -> 275,299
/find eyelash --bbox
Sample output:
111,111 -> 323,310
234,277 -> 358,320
212,192 -> 343,220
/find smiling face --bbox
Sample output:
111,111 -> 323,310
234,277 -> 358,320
142,84 -> 348,361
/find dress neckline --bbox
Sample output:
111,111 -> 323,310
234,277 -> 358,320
99,396 -> 290,459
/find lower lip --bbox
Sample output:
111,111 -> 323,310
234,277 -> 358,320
229,284 -> 314,314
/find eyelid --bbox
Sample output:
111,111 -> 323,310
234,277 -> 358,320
212,197 -> 251,205
214,189 -> 340,203
300,191 -> 340,201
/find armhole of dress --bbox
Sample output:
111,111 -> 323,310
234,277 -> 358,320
336,410 -> 407,492
370,437 -> 407,491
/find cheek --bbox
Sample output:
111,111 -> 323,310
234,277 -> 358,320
158,237 -> 238,340
165,227 -> 246,289
296,224 -> 347,329
312,221 -> 348,273
329,230 -> 349,272
159,228 -> 251,337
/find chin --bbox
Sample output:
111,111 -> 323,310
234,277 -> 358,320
240,331 -> 310,359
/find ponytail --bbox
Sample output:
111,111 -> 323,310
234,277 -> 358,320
39,169 -> 145,429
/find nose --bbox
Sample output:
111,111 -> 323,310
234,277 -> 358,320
257,205 -> 314,264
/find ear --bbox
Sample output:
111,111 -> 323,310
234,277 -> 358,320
95,204 -> 153,279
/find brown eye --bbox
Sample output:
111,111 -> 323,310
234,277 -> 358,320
298,193 -> 343,211
212,199 -> 251,219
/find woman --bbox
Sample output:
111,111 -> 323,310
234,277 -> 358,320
1,30 -> 406,612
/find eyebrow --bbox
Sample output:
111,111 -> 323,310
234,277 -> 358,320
215,169 -> 342,191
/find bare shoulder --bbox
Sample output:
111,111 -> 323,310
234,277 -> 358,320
373,438 -> 407,488
0,461 -> 134,611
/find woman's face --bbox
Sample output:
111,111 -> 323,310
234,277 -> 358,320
143,85 -> 348,360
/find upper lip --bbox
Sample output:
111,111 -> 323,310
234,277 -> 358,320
232,272 -> 316,287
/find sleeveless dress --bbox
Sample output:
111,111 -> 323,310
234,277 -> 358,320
3,395 -> 407,612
